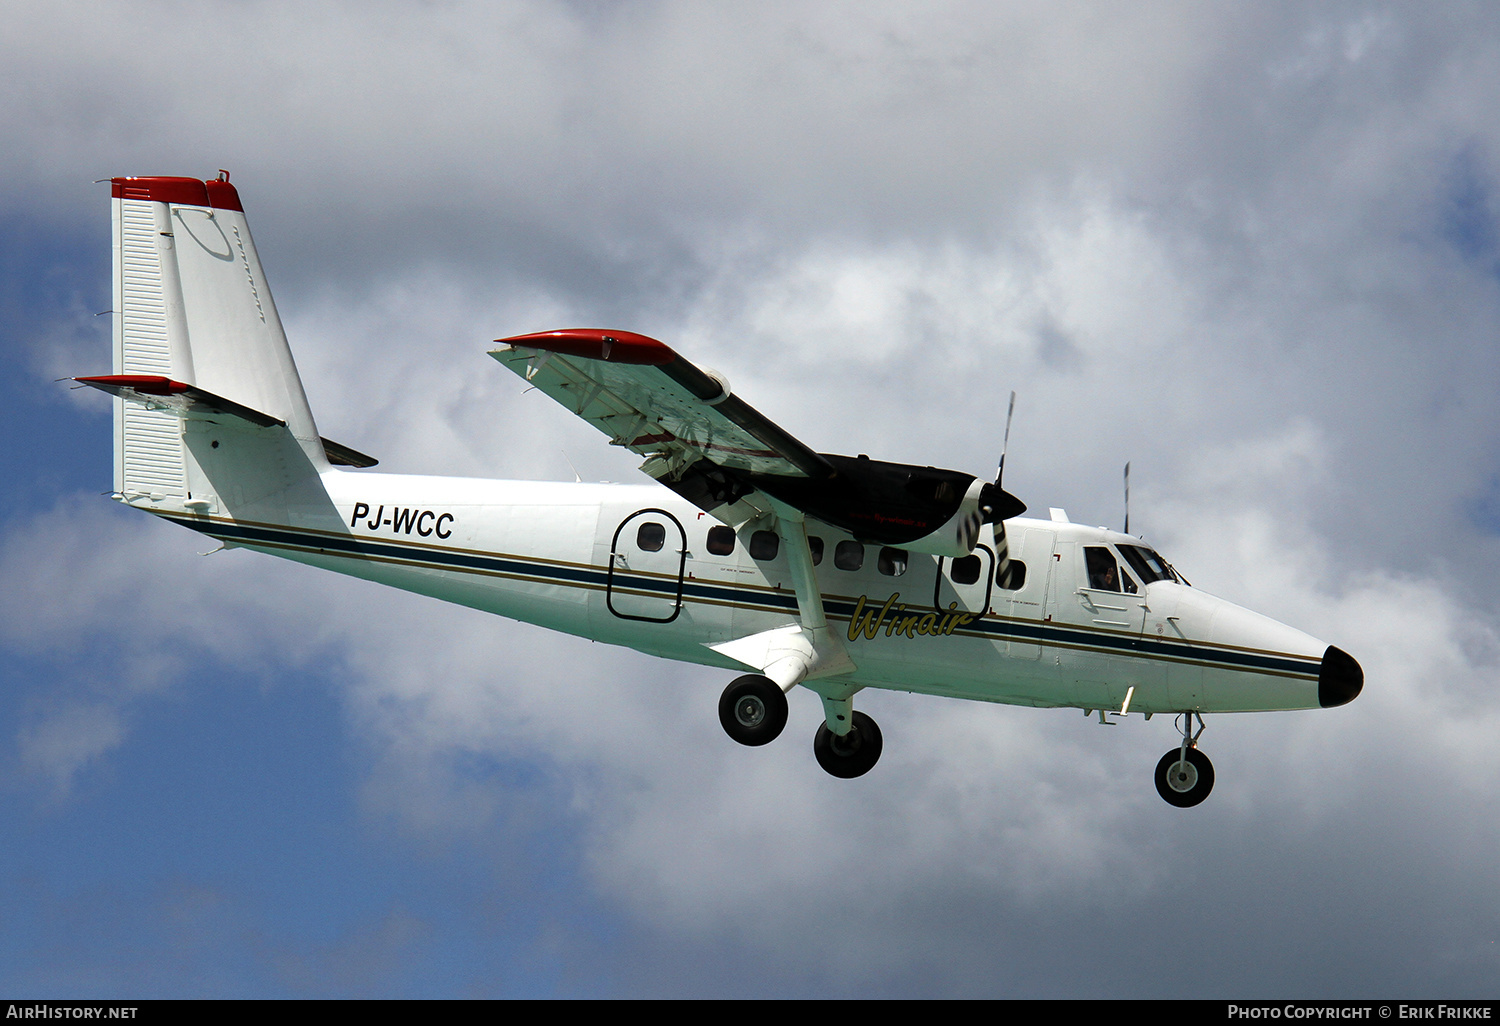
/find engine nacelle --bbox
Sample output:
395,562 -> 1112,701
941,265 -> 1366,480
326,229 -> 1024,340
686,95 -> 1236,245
896,478 -> 989,557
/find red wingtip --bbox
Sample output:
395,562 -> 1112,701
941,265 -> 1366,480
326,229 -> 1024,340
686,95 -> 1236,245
494,329 -> 677,366
110,176 -> 243,212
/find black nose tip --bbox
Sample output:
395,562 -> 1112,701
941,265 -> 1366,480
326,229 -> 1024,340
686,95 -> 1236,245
1318,645 -> 1363,707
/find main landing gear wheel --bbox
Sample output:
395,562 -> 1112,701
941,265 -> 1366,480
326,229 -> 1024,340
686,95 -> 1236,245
1154,747 -> 1215,808
719,674 -> 788,747
813,710 -> 883,779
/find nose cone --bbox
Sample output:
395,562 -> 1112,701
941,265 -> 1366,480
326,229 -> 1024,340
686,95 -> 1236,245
1318,646 -> 1364,707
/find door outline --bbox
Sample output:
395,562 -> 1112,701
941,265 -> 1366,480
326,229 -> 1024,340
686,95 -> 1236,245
606,508 -> 687,623
934,543 -> 994,614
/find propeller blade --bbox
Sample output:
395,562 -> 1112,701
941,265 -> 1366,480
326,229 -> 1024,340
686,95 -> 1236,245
996,391 -> 1016,489
993,516 -> 1013,589
990,390 -> 1020,586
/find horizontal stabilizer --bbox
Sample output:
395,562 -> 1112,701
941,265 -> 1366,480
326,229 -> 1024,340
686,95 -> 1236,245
318,437 -> 380,469
77,374 -> 281,425
76,375 -> 378,468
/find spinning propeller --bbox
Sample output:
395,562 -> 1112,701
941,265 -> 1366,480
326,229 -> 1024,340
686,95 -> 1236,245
978,391 -> 1026,588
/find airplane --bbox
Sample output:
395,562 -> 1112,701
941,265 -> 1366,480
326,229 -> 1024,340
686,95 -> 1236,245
72,173 -> 1364,808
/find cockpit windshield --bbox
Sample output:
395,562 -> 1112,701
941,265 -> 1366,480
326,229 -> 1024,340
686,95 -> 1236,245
1118,544 -> 1178,585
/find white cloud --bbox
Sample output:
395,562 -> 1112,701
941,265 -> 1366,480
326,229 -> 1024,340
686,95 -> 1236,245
16,700 -> 125,800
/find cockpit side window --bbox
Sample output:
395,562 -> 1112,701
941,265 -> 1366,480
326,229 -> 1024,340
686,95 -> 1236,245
1119,544 -> 1177,585
1084,546 -> 1121,591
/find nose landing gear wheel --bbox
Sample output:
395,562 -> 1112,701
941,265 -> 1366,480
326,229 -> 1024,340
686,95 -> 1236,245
719,674 -> 788,747
813,710 -> 883,778
1154,747 -> 1214,808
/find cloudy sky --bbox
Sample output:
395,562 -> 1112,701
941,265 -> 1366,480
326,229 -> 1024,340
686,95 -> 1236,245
2,0 -> 1499,998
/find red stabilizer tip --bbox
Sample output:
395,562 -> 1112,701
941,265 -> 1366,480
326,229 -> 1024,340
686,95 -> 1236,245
75,375 -> 189,395
111,176 -> 243,212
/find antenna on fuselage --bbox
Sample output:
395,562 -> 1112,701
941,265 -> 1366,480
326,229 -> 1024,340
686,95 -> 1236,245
1123,461 -> 1130,535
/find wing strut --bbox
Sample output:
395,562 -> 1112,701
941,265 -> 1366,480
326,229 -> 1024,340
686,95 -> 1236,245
706,500 -> 857,728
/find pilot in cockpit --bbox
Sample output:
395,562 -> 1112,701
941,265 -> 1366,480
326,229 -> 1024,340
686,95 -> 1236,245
1085,547 -> 1120,591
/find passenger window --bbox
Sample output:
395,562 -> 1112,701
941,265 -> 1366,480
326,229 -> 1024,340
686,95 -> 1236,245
707,525 -> 736,556
878,547 -> 908,577
808,536 -> 824,566
997,560 -> 1027,590
749,530 -> 779,561
1084,546 -> 1120,591
950,555 -> 981,586
834,540 -> 864,571
636,522 -> 666,553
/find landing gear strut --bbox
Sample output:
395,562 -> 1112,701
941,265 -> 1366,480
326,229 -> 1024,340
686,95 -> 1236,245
1154,711 -> 1214,808
719,674 -> 788,746
813,710 -> 883,778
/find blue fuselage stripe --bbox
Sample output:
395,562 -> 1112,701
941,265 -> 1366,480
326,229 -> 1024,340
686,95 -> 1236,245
165,516 -> 1318,679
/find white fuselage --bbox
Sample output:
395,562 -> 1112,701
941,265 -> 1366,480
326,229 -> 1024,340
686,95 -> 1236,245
154,470 -> 1330,715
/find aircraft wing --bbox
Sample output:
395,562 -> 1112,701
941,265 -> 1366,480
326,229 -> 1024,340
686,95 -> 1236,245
490,329 -> 833,512
490,328 -> 1024,553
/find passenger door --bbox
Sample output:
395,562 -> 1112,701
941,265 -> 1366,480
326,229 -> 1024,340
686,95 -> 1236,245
934,545 -> 993,617
606,509 -> 687,622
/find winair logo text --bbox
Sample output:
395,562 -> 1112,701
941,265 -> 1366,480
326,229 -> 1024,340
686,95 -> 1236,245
351,502 -> 454,539
847,593 -> 978,642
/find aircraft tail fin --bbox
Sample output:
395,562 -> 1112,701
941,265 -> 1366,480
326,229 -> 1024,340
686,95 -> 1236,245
80,174 -> 373,516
